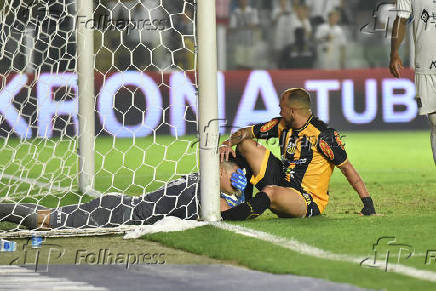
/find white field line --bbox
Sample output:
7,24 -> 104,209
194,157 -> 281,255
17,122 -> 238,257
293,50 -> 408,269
213,222 -> 436,283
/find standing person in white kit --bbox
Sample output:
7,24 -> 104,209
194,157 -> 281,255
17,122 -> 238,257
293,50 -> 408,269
390,0 -> 436,164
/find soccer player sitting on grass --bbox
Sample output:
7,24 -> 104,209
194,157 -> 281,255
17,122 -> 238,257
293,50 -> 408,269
0,158 -> 248,230
219,88 -> 377,220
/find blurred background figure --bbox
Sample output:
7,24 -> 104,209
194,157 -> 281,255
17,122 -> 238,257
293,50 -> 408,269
336,0 -> 352,25
272,1 -> 313,69
305,0 -> 341,27
216,0 -> 232,70
315,9 -> 346,70
290,4 -> 312,46
272,0 -> 294,66
280,27 -> 315,69
278,3 -> 314,69
229,0 -> 260,70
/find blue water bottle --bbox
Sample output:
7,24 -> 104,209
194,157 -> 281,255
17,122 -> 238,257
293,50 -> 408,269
31,235 -> 44,248
0,239 -> 16,252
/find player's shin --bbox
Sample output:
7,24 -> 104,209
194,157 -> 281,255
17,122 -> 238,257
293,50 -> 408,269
429,113 -> 436,165
221,192 -> 270,220
431,128 -> 436,165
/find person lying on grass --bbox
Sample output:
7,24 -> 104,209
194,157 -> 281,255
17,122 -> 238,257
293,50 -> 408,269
0,158 -> 249,230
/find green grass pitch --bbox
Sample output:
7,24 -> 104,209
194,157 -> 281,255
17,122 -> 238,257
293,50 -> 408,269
1,131 -> 435,290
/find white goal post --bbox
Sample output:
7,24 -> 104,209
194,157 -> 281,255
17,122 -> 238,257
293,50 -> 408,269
77,0 -> 96,195
197,0 -> 221,222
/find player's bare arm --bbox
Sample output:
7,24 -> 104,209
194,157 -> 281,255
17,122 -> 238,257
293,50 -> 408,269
220,127 -> 255,161
338,161 -> 376,215
37,209 -> 51,229
389,16 -> 408,78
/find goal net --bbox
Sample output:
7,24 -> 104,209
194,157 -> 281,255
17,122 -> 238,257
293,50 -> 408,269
0,0 -> 220,237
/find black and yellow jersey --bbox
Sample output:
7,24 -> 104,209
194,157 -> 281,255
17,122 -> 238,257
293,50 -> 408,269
251,115 -> 347,213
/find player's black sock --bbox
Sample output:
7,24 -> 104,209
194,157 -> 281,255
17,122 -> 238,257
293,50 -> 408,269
221,191 -> 270,221
0,203 -> 44,229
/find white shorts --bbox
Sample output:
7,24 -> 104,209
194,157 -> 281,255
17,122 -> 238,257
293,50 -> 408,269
415,74 -> 436,115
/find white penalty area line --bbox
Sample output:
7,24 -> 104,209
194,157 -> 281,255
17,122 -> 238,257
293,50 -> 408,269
212,222 -> 436,283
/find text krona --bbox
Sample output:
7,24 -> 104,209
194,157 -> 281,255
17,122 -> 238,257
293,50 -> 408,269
0,71 -> 417,138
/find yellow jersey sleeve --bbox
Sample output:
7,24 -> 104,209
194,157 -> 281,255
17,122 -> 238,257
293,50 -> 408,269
251,117 -> 283,139
317,129 -> 347,166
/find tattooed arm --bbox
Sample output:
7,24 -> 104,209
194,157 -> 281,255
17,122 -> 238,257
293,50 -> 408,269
219,128 -> 255,161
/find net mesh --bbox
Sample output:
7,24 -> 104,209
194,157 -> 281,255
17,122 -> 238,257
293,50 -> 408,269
0,0 -> 200,236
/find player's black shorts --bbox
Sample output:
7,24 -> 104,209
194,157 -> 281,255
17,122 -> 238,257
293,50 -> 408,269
250,150 -> 320,218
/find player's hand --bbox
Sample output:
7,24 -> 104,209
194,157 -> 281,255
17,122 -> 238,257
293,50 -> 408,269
219,144 -> 236,162
389,53 -> 404,78
360,197 -> 376,216
231,168 -> 247,192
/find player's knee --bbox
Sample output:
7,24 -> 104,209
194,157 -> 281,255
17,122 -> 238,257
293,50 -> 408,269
261,185 -> 278,202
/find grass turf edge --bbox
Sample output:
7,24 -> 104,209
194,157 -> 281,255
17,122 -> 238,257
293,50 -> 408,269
143,225 -> 435,291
